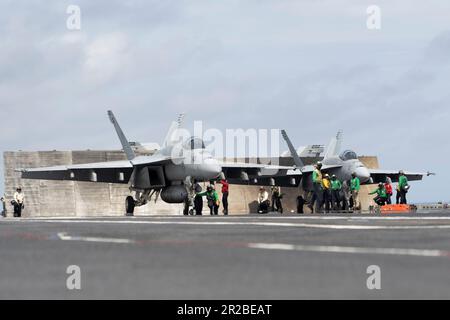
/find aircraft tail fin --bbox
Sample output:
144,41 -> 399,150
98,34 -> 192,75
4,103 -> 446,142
107,110 -> 136,161
323,130 -> 343,160
162,113 -> 185,148
281,130 -> 305,168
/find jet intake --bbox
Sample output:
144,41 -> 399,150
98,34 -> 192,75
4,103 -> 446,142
132,166 -> 165,189
161,186 -> 188,203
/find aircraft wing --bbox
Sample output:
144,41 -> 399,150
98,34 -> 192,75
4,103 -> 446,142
368,169 -> 428,183
225,170 -> 302,188
220,162 -> 294,170
18,154 -> 179,184
18,160 -> 133,184
220,161 -> 302,187
220,161 -> 294,176
300,164 -> 343,173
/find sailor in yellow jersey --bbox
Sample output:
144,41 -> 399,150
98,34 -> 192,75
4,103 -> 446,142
322,174 -> 331,213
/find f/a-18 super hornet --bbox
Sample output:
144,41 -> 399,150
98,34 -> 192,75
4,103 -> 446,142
280,129 -> 431,191
18,111 -> 294,215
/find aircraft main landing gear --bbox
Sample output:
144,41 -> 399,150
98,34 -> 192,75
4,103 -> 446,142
125,189 -> 157,216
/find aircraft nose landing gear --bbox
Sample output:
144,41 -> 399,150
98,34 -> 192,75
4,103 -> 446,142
126,196 -> 135,216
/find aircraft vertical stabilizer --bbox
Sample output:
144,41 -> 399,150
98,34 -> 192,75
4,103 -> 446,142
281,130 -> 305,168
323,130 -> 343,159
108,110 -> 136,161
162,113 -> 185,148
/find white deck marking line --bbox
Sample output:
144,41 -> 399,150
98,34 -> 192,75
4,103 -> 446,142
16,215 -> 450,221
57,232 -> 135,244
252,216 -> 450,220
14,219 -> 450,230
251,216 -> 450,221
246,243 -> 450,258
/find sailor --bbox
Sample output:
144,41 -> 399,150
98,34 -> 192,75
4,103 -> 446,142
395,184 -> 401,204
1,195 -> 6,217
296,194 -> 305,214
322,174 -> 331,213
398,170 -> 409,204
197,185 -> 220,215
350,172 -> 361,212
220,179 -> 229,215
341,180 -> 352,211
13,187 -> 25,217
193,180 -> 203,215
384,177 -> 393,205
257,187 -> 270,214
330,175 -> 342,211
271,186 -> 283,214
369,182 -> 388,206
308,162 -> 323,213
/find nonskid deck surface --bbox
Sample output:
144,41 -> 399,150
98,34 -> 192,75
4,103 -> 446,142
1,211 -> 450,299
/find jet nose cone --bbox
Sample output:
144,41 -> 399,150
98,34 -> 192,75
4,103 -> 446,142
354,166 -> 370,183
203,158 -> 222,179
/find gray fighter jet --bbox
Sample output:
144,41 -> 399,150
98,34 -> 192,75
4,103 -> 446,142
281,130 -> 430,191
18,111 -> 293,215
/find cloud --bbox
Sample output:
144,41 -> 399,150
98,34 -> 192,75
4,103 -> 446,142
0,0 -> 449,202
83,32 -> 130,85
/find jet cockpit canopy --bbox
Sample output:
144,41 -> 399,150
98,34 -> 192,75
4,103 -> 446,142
184,137 -> 206,150
339,150 -> 358,161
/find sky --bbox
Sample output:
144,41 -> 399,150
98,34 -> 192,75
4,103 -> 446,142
1,0 -> 449,202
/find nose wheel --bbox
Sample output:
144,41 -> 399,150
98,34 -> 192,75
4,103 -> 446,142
126,196 -> 135,216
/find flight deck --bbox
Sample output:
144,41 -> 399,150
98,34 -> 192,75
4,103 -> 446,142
1,211 -> 449,299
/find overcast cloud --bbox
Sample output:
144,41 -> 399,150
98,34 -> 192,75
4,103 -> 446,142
1,0 -> 449,202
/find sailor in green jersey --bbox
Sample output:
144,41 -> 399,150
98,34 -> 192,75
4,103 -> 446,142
309,162 -> 323,213
197,185 -> 220,215
369,182 -> 388,206
398,170 -> 409,204
330,175 -> 342,211
350,172 -> 361,211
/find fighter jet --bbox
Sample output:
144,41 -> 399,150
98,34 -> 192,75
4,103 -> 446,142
280,130 -> 429,191
18,111 -> 293,215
